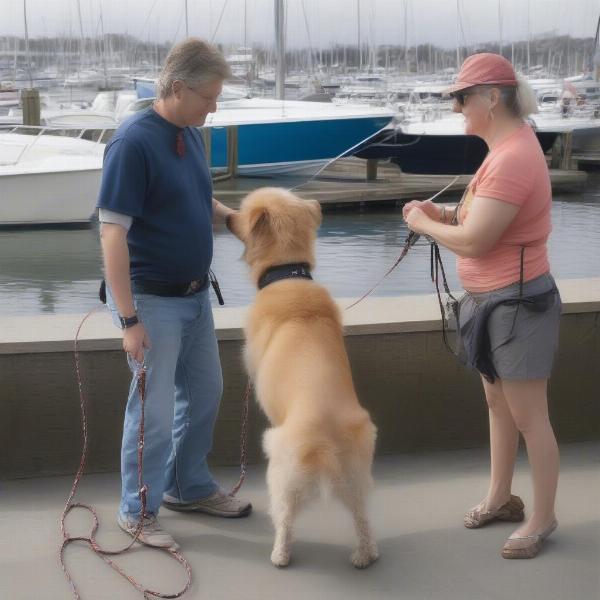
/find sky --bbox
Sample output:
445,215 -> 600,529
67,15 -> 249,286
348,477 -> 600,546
2,0 -> 599,50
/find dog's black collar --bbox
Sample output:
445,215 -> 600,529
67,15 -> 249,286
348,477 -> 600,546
258,263 -> 313,290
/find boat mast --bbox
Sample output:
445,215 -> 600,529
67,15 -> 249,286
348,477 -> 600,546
498,0 -> 502,56
455,0 -> 461,71
99,0 -> 109,89
23,0 -> 33,87
594,14 -> 600,81
13,31 -> 18,81
526,0 -> 531,73
185,0 -> 189,38
76,0 -> 85,80
357,0 -> 362,71
275,0 -> 285,100
404,0 -> 409,73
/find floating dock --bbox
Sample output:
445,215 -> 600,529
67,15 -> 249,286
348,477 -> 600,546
214,157 -> 588,209
572,152 -> 600,168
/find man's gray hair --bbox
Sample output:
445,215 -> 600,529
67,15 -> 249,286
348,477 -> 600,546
157,38 -> 232,99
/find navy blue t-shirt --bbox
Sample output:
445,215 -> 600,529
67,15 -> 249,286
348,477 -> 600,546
97,107 -> 213,283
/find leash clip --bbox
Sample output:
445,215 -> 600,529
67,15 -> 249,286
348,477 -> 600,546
209,269 -> 225,306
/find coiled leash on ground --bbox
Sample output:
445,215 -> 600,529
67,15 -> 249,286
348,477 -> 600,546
60,307 -> 193,600
60,289 -> 250,599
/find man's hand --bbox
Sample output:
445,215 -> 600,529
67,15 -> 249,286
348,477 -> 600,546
123,322 -> 151,365
213,198 -> 237,230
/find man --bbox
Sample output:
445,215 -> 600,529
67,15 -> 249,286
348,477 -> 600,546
98,38 -> 251,550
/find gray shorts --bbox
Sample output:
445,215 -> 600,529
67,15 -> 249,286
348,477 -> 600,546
458,273 -> 562,380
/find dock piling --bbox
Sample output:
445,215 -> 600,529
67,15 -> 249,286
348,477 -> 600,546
21,89 -> 41,126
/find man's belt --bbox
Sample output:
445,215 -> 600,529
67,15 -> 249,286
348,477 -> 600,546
131,275 -> 209,297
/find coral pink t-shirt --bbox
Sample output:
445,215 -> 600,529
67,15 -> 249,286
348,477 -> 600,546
457,123 -> 552,292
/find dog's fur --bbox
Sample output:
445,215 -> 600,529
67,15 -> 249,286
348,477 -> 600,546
229,187 -> 378,568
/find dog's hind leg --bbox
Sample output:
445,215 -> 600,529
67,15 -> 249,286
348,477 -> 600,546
264,429 -> 312,567
332,465 -> 379,568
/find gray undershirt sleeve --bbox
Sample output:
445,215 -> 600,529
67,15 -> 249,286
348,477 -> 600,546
98,208 -> 133,231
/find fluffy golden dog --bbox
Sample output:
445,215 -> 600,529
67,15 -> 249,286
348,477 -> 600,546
229,187 -> 378,569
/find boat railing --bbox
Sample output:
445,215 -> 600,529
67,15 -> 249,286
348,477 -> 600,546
0,122 -> 240,178
0,124 -> 108,167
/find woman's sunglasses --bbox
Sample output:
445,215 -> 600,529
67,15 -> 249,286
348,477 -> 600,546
451,90 -> 476,106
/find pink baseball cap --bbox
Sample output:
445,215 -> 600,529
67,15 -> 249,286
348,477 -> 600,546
443,53 -> 518,95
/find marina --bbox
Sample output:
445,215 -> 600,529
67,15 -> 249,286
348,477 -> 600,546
1,1 -> 599,599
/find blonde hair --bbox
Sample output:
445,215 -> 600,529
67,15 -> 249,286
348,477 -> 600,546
157,38 -> 232,99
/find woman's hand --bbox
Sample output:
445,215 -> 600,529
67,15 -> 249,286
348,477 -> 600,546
123,323 -> 151,365
405,206 -> 433,235
402,199 -> 440,221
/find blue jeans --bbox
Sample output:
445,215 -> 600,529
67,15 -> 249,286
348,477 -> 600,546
107,287 -> 222,518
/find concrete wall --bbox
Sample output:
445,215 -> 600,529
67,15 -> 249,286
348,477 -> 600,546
1,278 -> 598,480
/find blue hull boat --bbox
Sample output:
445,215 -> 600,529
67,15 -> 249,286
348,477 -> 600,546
133,79 -> 394,177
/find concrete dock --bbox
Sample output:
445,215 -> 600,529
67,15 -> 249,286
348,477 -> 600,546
0,442 -> 598,600
1,278 -> 599,479
1,278 -> 598,599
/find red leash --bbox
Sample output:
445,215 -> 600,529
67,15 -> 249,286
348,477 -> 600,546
228,379 -> 252,497
345,175 -> 461,310
59,307 -> 193,599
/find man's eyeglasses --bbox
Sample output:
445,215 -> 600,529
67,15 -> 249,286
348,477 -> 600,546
185,85 -> 218,104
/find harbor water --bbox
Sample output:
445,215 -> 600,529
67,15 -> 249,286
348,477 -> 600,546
1,173 -> 599,317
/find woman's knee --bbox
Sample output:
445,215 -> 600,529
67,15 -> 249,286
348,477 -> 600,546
510,410 -> 552,437
502,379 -> 552,435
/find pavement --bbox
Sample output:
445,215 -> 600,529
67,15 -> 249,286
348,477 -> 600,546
1,441 -> 598,600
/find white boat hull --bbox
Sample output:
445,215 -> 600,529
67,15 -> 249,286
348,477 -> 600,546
0,168 -> 101,226
0,132 -> 104,226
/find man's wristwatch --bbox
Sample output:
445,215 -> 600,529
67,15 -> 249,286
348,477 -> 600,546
119,314 -> 139,329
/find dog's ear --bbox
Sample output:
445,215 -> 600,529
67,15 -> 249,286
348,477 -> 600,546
248,206 -> 271,237
306,199 -> 322,227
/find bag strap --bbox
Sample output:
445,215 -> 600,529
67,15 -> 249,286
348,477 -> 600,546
430,240 -> 459,355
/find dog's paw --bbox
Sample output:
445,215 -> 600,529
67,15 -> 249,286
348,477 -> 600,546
271,547 -> 291,568
350,544 -> 379,569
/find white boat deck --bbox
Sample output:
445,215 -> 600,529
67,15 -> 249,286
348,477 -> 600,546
204,98 -> 395,127
0,132 -> 103,175
401,112 -> 600,136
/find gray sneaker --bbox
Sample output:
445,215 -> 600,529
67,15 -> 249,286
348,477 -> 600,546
117,514 -> 179,550
162,488 -> 252,518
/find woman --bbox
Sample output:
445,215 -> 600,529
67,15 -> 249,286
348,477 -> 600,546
403,53 -> 561,559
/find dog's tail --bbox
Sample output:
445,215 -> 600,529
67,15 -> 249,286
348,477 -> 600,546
264,426 -> 340,474
295,410 -> 377,480
298,442 -> 340,476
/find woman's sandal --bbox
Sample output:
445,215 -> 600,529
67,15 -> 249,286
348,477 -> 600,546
501,518 -> 558,559
464,494 -> 525,529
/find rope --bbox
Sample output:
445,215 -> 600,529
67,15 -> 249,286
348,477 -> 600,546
345,176 -> 461,310
59,307 -> 193,600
